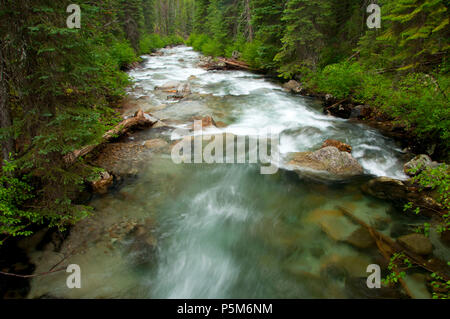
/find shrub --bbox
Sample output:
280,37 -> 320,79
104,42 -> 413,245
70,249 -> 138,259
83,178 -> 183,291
140,34 -> 165,54
0,158 -> 39,244
162,34 -> 184,46
201,38 -> 223,57
312,62 -> 364,99
242,40 -> 265,69
110,40 -> 138,68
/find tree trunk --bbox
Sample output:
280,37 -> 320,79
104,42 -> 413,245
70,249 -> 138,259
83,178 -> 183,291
245,0 -> 253,41
0,47 -> 14,163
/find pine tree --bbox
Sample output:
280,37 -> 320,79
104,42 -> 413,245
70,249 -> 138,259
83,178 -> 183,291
378,0 -> 449,70
251,0 -> 287,69
275,0 -> 332,78
193,0 -> 210,33
120,0 -> 143,52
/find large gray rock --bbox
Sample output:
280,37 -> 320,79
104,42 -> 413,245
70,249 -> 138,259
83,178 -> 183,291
404,154 -> 439,176
397,233 -> 433,255
288,147 -> 364,178
283,80 -> 303,93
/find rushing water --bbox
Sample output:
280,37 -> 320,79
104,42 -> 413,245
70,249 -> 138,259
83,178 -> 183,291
26,46 -> 434,299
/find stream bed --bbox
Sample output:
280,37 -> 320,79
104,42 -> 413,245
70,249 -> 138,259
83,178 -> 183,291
24,46 -> 438,299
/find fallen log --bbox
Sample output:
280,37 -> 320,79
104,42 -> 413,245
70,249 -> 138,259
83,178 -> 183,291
200,57 -> 253,71
64,109 -> 158,165
337,206 -> 450,283
217,57 -> 252,70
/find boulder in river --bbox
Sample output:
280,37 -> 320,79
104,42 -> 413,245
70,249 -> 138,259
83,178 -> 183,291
283,80 -> 303,93
361,177 -> 407,201
404,154 -> 440,177
397,233 -> 433,256
321,139 -> 352,153
288,146 -> 364,178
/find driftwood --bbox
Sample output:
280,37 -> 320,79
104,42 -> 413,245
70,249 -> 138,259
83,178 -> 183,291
201,57 -> 252,71
0,266 -> 67,279
216,57 -> 252,70
63,109 -> 158,165
325,99 -> 348,111
338,206 -> 450,283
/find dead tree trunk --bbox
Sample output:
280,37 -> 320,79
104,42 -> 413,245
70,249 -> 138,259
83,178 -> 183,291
63,109 -> 158,166
0,46 -> 14,163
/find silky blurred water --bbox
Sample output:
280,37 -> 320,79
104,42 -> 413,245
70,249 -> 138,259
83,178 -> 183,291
26,46 -> 427,299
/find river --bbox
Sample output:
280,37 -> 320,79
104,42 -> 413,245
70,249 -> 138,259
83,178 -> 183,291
25,46 -> 433,299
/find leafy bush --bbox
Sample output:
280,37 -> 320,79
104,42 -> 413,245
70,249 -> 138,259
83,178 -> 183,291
0,158 -> 39,244
162,34 -> 185,46
110,40 -> 138,68
242,40 -> 265,69
201,38 -> 224,57
140,34 -> 165,54
312,62 -> 364,99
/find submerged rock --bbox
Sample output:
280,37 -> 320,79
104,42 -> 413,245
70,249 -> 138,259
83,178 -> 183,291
307,209 -> 357,242
345,227 -> 375,249
143,138 -> 169,150
397,233 -> 433,256
288,146 -> 364,178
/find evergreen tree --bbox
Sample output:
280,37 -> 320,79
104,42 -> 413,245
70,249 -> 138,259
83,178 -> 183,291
379,0 -> 449,70
275,0 -> 332,78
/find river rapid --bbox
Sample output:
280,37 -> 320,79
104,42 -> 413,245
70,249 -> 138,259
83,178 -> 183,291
25,46 -> 434,299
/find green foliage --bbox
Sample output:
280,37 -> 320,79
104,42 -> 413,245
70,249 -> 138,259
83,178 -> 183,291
110,40 -> 139,68
407,164 -> 450,234
305,61 -> 449,151
201,38 -> 224,57
0,157 -> 39,243
378,0 -> 449,70
140,34 -> 185,54
241,40 -> 265,69
382,253 -> 412,285
187,33 -> 223,57
310,62 -> 364,99
274,0 -> 332,78
430,272 -> 450,299
140,34 -> 165,53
